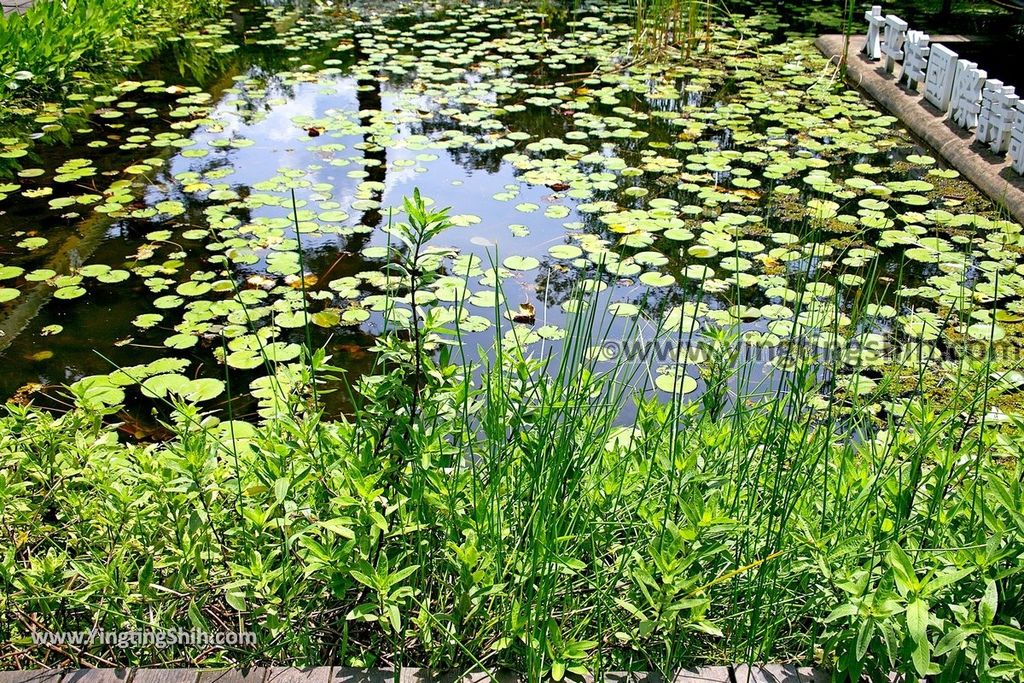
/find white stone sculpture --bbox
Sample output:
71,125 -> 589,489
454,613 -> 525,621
863,6 -> 885,60
924,44 -> 958,111
881,15 -> 908,74
901,30 -> 930,90
1009,103 -> 1024,175
950,60 -> 987,130
976,80 -> 1019,154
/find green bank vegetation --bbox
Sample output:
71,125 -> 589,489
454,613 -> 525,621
0,0 -> 225,111
2,195 -> 1024,681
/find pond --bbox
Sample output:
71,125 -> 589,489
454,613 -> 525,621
1,0 -> 1023,429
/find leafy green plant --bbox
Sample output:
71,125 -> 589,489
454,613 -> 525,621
0,0 -> 225,108
2,196 -> 1023,682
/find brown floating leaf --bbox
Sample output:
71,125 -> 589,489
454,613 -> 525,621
511,302 -> 536,325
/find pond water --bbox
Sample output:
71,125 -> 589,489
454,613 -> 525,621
1,0 -> 1022,429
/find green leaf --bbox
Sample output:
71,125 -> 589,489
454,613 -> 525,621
226,349 -> 263,369
490,637 -> 512,651
922,566 -> 973,595
225,590 -> 247,612
350,570 -> 377,590
133,313 -> 163,329
311,308 -> 341,327
369,510 -> 389,533
906,596 -> 928,642
387,564 -> 419,587
936,624 -> 981,655
273,477 -> 290,504
319,518 -> 355,539
856,618 -> 875,661
503,255 -> 540,271
345,603 -> 378,621
888,543 -> 920,593
164,333 -> 197,350
187,601 -> 208,630
54,285 -> 86,300
72,376 -> 125,408
990,625 -> 1024,648
906,598 -> 930,676
141,373 -> 190,399
980,579 -> 998,626
182,378 -> 224,402
824,603 -> 859,622
387,603 -> 401,633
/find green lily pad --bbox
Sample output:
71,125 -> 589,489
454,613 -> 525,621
967,322 -> 1005,342
654,368 -> 698,395
54,286 -> 86,300
503,255 -> 540,271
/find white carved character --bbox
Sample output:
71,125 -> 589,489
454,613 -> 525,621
901,30 -> 930,90
863,6 -> 885,60
949,60 -> 986,130
1009,102 -> 1024,175
881,15 -> 908,74
977,81 -> 1020,155
923,44 -> 958,112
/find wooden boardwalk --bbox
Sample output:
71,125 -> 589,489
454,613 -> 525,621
0,666 -> 837,683
0,0 -> 32,15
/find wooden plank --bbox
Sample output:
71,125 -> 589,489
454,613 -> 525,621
197,670 -> 267,683
265,670 -> 330,683
795,668 -> 828,683
762,665 -> 801,683
0,671 -> 65,683
132,670 -> 199,683
674,667 -> 732,682
604,673 -> 660,682
448,672 -> 523,683
0,0 -> 33,16
330,671 -> 434,683
795,669 -> 828,683
62,671 -> 133,683
329,671 -> 405,679
733,665 -> 801,683
0,667 -> 823,683
437,673 -> 518,683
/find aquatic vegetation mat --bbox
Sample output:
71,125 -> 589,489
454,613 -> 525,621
0,0 -> 1023,426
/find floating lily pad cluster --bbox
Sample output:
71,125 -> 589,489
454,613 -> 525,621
3,0 -> 1022,421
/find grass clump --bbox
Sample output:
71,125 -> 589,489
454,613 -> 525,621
1,193 -> 1023,681
0,0 -> 225,108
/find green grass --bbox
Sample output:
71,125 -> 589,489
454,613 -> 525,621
1,193 -> 1024,681
0,0 -> 225,108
